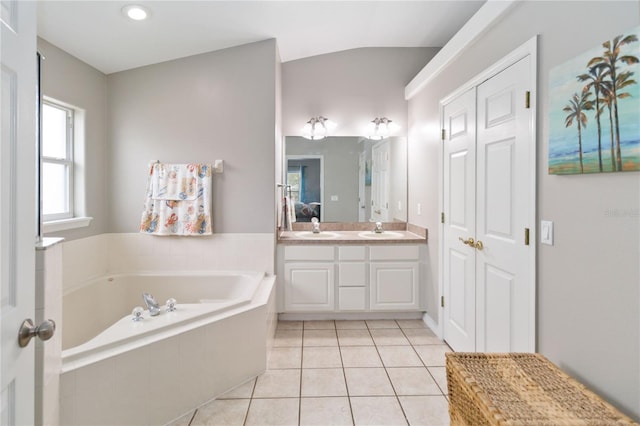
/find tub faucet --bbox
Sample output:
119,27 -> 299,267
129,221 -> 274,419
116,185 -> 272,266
142,293 -> 161,316
374,221 -> 384,233
311,217 -> 321,233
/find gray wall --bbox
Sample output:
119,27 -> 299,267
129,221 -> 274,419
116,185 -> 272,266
282,47 -> 439,136
107,39 -> 278,233
38,38 -> 108,240
407,1 -> 639,419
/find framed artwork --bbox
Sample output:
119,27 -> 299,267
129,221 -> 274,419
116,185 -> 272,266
548,26 -> 639,174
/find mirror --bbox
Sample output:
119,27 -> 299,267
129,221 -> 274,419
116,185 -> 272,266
284,136 -> 407,223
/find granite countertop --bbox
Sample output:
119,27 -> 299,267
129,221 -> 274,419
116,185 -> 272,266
277,230 -> 427,245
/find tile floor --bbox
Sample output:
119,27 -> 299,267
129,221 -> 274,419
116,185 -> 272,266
170,319 -> 452,426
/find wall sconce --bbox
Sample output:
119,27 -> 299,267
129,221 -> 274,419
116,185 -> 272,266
367,117 -> 399,140
302,116 -> 336,140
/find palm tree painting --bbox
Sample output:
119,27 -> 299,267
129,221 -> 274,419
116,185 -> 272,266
549,26 -> 639,174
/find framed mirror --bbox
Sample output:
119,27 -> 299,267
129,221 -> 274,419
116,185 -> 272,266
284,136 -> 407,223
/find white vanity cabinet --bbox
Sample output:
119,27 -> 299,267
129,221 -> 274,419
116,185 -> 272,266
283,246 -> 335,311
369,246 -> 420,310
279,243 -> 423,313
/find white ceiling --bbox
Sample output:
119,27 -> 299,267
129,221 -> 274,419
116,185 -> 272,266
37,1 -> 485,75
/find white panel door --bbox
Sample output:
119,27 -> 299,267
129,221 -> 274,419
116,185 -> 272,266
476,57 -> 534,352
442,88 -> 477,352
371,140 -> 390,222
1,1 -> 37,424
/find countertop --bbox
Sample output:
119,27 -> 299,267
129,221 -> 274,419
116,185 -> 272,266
277,230 -> 427,245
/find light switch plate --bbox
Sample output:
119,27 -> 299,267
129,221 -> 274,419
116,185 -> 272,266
331,195 -> 339,201
541,220 -> 553,245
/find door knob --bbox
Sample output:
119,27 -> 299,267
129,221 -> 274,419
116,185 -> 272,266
475,240 -> 484,251
18,318 -> 56,348
458,237 -> 475,246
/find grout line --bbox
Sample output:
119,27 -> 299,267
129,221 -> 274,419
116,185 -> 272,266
186,409 -> 197,426
337,339 -> 356,426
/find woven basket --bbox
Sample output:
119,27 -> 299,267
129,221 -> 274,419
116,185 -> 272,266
446,352 -> 638,426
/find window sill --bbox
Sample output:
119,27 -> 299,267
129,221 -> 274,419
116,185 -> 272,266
43,216 -> 93,233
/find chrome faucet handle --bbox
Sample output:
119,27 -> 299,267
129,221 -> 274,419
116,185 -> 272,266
166,298 -> 177,312
132,306 -> 144,321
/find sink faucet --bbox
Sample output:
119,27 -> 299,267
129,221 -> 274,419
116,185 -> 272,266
311,217 -> 321,233
374,221 -> 383,233
142,292 -> 160,316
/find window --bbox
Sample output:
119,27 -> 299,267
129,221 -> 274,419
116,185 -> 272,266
42,100 -> 74,221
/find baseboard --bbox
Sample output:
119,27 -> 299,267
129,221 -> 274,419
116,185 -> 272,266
422,312 -> 442,338
278,311 -> 424,321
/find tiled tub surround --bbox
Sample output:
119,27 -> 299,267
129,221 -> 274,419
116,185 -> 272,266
57,233 -> 277,426
170,319 -> 451,426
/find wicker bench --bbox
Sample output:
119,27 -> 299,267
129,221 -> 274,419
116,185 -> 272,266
446,353 -> 638,425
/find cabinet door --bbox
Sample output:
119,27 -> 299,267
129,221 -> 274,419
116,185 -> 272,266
370,262 -> 419,310
284,263 -> 334,311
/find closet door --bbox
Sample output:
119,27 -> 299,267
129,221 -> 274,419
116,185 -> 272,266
476,57 -> 534,352
442,88 -> 477,352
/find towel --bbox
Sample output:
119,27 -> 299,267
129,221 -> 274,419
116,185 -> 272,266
140,162 -> 212,236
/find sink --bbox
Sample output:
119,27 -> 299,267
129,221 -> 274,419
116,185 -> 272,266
357,231 -> 405,239
294,231 -> 340,239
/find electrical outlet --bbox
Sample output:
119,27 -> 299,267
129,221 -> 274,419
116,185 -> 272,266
541,220 -> 553,245
417,203 -> 422,215
398,201 -> 402,211
331,195 -> 338,201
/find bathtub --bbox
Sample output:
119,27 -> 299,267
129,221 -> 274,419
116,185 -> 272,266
59,271 -> 277,426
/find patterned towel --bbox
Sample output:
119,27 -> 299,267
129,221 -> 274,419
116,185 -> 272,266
140,162 -> 212,236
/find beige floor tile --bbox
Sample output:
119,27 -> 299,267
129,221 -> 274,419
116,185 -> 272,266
301,368 -> 348,397
337,329 -> 375,346
335,320 -> 367,330
350,396 -> 408,425
303,329 -> 338,347
413,345 -> 451,367
340,346 -> 383,368
245,398 -> 299,426
344,368 -> 394,396
403,328 -> 443,345
303,346 -> 343,368
387,368 -> 442,396
218,377 -> 256,399
190,399 -> 250,426
396,319 -> 429,329
370,328 -> 410,346
428,367 -> 448,394
253,369 -> 301,398
365,320 -> 400,329
299,397 -> 353,426
269,347 -> 302,369
274,329 -> 303,348
377,346 -> 423,367
398,395 -> 450,426
166,411 -> 195,426
304,320 -> 336,329
277,321 -> 303,330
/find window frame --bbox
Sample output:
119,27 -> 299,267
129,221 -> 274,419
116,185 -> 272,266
41,99 -> 74,222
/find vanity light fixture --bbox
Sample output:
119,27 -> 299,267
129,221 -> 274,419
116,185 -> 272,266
302,116 -> 336,141
122,4 -> 150,21
367,117 -> 399,140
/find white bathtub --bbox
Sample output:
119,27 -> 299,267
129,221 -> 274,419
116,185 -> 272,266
60,271 -> 277,426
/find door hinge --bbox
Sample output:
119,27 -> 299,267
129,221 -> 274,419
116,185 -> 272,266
524,228 -> 530,246
441,129 -> 446,140
441,296 -> 445,308
441,212 -> 445,224
525,91 -> 531,109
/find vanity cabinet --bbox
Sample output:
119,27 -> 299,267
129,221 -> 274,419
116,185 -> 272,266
279,244 -> 423,313
283,246 -> 335,311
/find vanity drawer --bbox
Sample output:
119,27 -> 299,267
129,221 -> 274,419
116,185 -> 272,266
339,287 -> 366,311
370,245 -> 419,261
338,246 -> 366,261
284,245 -> 335,261
338,263 -> 366,287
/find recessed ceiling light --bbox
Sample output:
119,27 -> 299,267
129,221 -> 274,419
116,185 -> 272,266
122,5 -> 150,21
